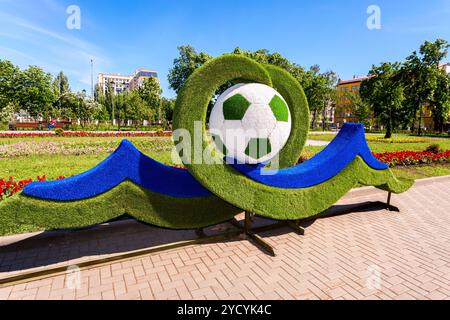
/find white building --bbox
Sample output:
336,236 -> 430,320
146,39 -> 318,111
97,73 -> 133,95
97,69 -> 158,95
440,62 -> 450,74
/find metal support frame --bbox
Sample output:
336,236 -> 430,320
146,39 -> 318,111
243,211 -> 276,257
385,192 -> 398,212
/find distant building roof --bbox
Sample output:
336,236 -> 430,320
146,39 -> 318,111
338,76 -> 370,86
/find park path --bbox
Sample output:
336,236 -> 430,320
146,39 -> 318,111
0,176 -> 449,300
306,139 -> 329,146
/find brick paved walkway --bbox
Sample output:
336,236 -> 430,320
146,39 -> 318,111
0,177 -> 449,300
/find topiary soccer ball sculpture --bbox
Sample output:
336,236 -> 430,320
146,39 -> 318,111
209,83 -> 292,164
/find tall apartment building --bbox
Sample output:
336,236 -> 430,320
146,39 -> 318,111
98,73 -> 133,95
98,68 -> 158,95
129,69 -> 158,91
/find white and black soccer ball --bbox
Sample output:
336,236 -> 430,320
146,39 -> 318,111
209,83 -> 292,164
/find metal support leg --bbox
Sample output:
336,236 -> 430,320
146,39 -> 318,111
385,191 -> 400,212
244,211 -> 276,256
287,220 -> 305,235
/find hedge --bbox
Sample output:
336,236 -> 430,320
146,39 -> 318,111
0,180 -> 241,236
173,54 -> 414,220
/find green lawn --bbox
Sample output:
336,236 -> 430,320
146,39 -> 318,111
0,136 -> 174,179
308,133 -> 450,152
0,134 -> 449,180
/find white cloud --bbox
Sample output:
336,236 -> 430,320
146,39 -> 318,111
0,7 -> 110,93
0,46 -> 36,61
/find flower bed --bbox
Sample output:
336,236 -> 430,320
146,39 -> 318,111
0,175 -> 70,199
373,150 -> 450,166
0,131 -> 172,138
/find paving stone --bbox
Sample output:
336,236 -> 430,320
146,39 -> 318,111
0,179 -> 449,300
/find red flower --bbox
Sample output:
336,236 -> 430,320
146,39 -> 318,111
373,149 -> 450,167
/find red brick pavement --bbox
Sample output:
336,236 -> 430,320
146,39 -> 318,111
0,177 -> 449,300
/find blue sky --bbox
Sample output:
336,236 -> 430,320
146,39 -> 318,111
1,0 -> 450,98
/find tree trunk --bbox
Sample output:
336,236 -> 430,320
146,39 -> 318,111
384,121 -> 392,139
311,110 -> 317,129
417,104 -> 422,136
322,107 -> 326,131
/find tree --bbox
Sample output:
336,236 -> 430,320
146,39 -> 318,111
344,90 -> 372,126
430,70 -> 450,132
232,47 -> 294,71
114,91 -> 151,129
0,102 -> 17,122
168,45 -> 212,94
16,66 -> 56,118
401,39 -> 449,135
161,97 -> 175,129
128,91 -> 153,127
138,77 -> 162,122
104,81 -> 115,122
53,71 -> 70,96
360,62 -> 405,139
301,66 -> 338,128
0,60 -> 21,113
167,45 -> 340,122
51,71 -> 76,118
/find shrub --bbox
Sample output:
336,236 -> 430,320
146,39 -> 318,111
54,128 -> 65,136
425,144 -> 441,153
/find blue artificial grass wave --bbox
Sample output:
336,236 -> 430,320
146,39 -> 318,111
229,123 -> 389,188
23,140 -> 212,201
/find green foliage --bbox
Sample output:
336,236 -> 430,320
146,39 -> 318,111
430,70 -> 450,132
114,91 -> 152,129
54,128 -> 64,136
161,97 -> 175,129
269,95 -> 289,122
0,137 -> 175,180
172,55 -> 411,219
53,71 -> 70,97
0,180 -> 241,236
0,60 -> 55,117
262,64 -> 310,168
0,101 -> 17,122
401,39 -> 450,135
360,62 -> 406,138
168,45 -> 212,94
173,54 -> 412,219
168,46 -> 338,125
138,76 -> 162,122
425,144 -> 441,153
344,90 -> 373,126
302,66 -> 338,128
0,60 -> 21,113
223,94 -> 251,120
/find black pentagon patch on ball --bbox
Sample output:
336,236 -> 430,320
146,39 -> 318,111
245,138 -> 272,159
223,94 -> 251,120
269,95 -> 289,122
